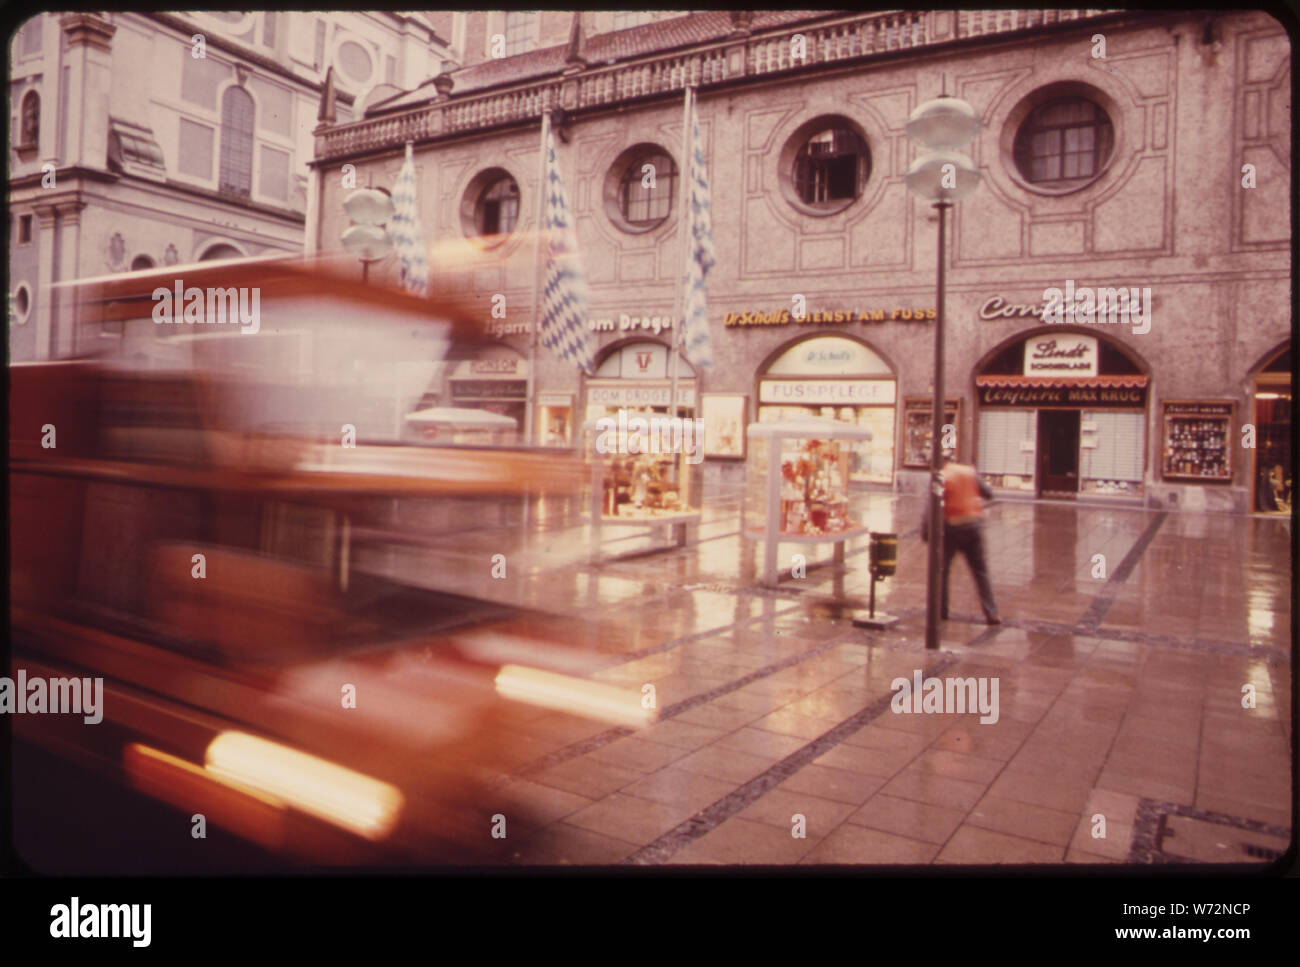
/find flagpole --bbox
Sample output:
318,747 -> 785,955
670,85 -> 694,433
526,112 -> 550,446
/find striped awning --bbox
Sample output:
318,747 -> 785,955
976,374 -> 1148,389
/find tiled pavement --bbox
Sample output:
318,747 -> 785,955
360,489 -> 1293,866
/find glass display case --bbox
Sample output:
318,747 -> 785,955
1162,401 -> 1233,482
745,418 -> 872,586
584,415 -> 701,562
902,398 -> 961,468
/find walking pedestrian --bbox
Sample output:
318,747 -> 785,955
939,451 -> 1001,625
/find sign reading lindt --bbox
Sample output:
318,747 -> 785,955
1024,335 -> 1097,377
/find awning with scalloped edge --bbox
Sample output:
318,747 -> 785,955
976,375 -> 1148,389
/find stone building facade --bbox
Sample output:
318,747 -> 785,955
308,9 -> 1291,514
8,11 -> 453,361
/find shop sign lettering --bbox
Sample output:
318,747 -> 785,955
979,385 -> 1145,408
759,379 -> 896,405
979,296 -> 1046,321
470,358 -> 519,375
1024,336 -> 1098,377
723,307 -> 934,327
588,313 -> 674,335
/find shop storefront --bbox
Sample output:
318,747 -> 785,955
446,346 -> 527,428
536,393 -> 575,447
974,330 -> 1148,498
584,340 -> 697,422
1251,342 -> 1291,514
755,334 -> 896,484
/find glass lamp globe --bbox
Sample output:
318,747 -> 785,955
904,151 -> 981,202
342,188 -> 395,226
341,223 -> 393,261
905,96 -> 982,150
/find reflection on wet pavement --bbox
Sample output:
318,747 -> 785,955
364,488 -> 1292,865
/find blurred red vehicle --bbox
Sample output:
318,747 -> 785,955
9,258 -> 650,868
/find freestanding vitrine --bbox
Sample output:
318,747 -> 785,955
745,418 -> 873,587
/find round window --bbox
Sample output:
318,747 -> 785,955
603,144 -> 678,234
338,40 -> 374,84
12,283 -> 32,325
1012,96 -> 1115,192
778,117 -> 872,217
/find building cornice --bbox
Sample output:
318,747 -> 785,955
9,166 -> 118,191
9,165 -> 305,225
60,13 -> 116,52
313,8 -> 1155,166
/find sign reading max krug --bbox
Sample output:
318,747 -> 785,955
979,383 -> 1146,408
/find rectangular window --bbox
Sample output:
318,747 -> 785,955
504,12 -> 536,56
262,12 -> 277,49
386,54 -> 396,84
19,214 -> 33,244
1079,410 -> 1144,482
258,144 -> 290,202
314,20 -> 326,69
177,118 -> 214,179
979,409 -> 1037,478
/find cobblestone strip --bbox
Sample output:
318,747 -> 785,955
1128,797 -> 1293,864
903,608 -> 1288,662
623,651 -> 964,865
1077,511 -> 1168,632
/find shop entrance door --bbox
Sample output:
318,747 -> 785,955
1037,410 -> 1080,496
1253,387 -> 1292,513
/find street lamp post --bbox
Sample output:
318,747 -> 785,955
904,90 -> 982,651
341,187 -> 395,282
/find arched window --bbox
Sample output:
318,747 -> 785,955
199,243 -> 243,261
20,90 -> 39,148
476,176 -> 519,236
218,86 -> 255,196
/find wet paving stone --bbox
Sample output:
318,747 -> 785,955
375,489 -> 1290,866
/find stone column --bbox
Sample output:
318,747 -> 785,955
32,205 -> 59,360
58,13 -> 115,171
56,201 -> 87,358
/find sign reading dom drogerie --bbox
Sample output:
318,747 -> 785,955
724,307 -> 935,327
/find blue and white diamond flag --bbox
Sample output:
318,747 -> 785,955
539,127 -> 596,375
390,142 -> 429,296
681,92 -> 715,370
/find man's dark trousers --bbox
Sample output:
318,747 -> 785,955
941,521 -> 998,620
